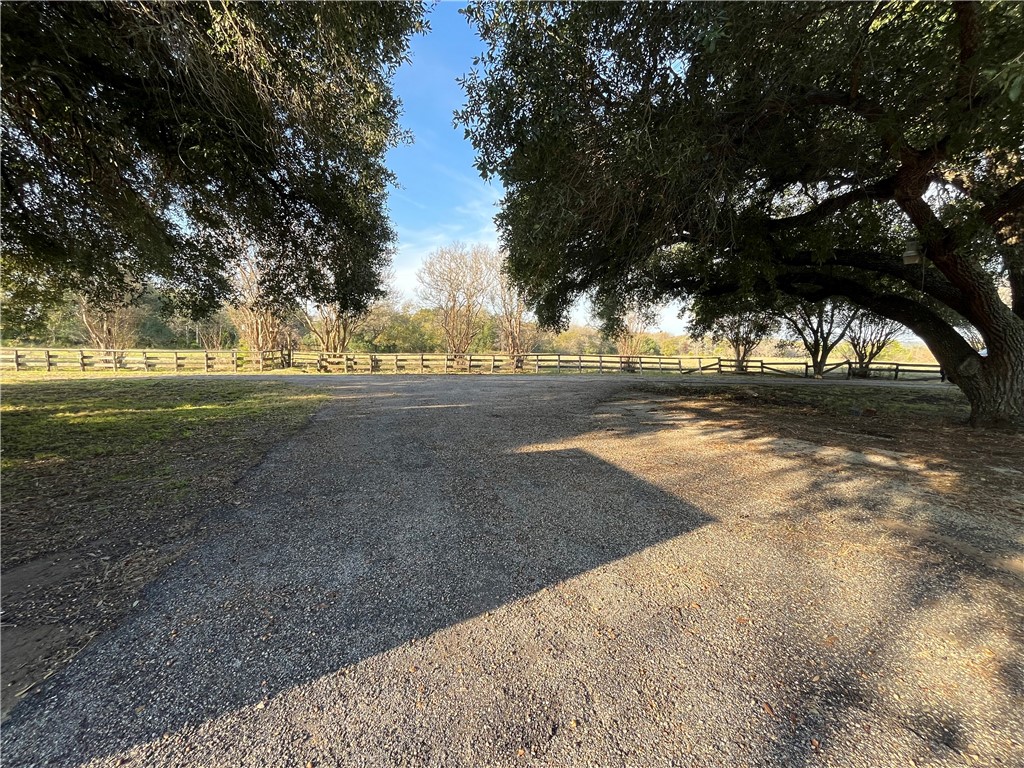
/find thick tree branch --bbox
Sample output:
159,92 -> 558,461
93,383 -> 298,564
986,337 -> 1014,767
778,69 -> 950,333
772,248 -> 971,317
954,2 -> 981,108
769,267 -> 979,369
765,179 -> 897,231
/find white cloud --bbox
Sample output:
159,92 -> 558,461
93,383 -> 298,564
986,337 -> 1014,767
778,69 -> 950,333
390,169 -> 502,301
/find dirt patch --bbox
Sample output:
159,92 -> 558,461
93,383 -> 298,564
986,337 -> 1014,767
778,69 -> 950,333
621,380 -> 1024,567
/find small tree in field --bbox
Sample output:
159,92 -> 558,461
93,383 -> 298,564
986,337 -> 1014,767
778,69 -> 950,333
847,312 -> 905,375
778,299 -> 859,377
490,252 -> 538,355
76,293 -> 143,349
613,310 -> 657,358
226,254 -> 291,356
302,304 -> 369,354
688,296 -> 779,372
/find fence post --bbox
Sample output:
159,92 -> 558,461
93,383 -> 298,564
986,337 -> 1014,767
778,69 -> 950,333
467,353 -> 472,374
78,349 -> 86,371
894,363 -> 900,381
556,354 -> 561,373
205,351 -> 211,373
44,349 -> 52,372
394,354 -> 399,374
232,350 -> 237,373
110,350 -> 118,372
140,350 -> 147,371
491,355 -> 496,374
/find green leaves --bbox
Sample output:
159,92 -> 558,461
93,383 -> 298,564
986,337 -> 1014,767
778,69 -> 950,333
1,1 -> 426,318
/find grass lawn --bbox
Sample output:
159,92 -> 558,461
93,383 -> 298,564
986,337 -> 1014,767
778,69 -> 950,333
1,374 -> 329,565
0,373 -> 329,715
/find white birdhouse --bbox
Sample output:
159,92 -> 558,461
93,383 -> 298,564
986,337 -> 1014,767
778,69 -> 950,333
902,239 -> 923,265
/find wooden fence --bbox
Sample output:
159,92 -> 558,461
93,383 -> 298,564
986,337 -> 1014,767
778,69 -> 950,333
0,347 -> 946,381
0,347 -> 282,373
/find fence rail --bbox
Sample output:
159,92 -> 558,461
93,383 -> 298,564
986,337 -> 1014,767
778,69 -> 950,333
0,347 -> 282,373
1,347 -> 946,381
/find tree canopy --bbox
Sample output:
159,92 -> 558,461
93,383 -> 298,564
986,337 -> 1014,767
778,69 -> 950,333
460,2 -> 1024,423
1,1 -> 425,318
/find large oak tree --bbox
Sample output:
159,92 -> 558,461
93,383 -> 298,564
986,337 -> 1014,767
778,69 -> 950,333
460,2 -> 1024,425
2,1 -> 424,320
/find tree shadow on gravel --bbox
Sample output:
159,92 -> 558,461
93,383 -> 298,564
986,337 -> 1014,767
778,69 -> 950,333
598,385 -> 1023,766
0,377 -> 715,766
3,376 -> 1021,767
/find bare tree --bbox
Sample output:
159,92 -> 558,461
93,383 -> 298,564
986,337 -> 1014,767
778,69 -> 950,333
226,253 -> 291,356
76,294 -> 143,349
417,242 -> 494,354
847,312 -> 904,375
167,307 -> 236,349
302,303 -> 366,353
194,310 -> 235,349
778,299 -> 858,378
488,251 -> 537,355
613,310 -> 656,358
689,296 -> 779,372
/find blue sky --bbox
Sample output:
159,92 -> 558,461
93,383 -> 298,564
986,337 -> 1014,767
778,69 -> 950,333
385,3 -> 500,297
385,2 -> 686,333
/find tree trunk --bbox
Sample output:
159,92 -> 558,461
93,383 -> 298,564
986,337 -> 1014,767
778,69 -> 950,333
947,347 -> 1024,427
731,341 -> 745,372
810,350 -> 825,378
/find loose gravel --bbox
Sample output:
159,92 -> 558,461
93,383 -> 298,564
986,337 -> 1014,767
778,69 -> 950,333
2,375 -> 1021,768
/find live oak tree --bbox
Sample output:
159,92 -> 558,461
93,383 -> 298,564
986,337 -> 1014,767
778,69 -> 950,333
1,1 -> 423,319
460,2 -> 1024,425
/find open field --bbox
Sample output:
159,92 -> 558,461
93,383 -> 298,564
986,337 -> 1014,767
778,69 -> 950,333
2,374 -> 1022,767
0,374 -> 329,716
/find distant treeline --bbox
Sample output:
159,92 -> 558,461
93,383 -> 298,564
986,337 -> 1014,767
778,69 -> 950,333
0,287 -> 937,365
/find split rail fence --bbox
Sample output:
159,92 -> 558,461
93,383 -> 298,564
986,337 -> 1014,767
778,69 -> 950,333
0,348 -> 945,381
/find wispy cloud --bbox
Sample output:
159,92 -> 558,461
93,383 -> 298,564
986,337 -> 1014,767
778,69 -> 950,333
390,166 -> 502,299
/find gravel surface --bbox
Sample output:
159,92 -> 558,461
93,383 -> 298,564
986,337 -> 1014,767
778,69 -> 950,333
2,375 -> 1021,767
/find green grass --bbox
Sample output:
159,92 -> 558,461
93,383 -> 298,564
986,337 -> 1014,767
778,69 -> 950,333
1,374 -> 329,567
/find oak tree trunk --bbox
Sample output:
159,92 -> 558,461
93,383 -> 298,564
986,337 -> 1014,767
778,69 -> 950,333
947,346 -> 1024,427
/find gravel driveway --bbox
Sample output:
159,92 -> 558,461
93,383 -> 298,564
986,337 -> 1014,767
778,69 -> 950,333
2,375 -> 1021,767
